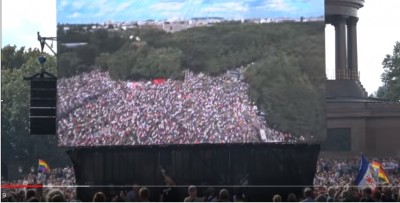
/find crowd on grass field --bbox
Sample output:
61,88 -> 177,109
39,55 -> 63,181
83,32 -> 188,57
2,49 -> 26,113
57,69 -> 304,146
2,158 -> 399,201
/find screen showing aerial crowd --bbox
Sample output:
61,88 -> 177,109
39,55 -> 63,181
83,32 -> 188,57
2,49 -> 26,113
57,0 -> 326,146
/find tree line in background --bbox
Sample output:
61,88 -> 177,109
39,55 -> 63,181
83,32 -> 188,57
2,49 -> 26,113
1,46 -> 71,175
375,41 -> 400,102
58,22 -> 325,79
58,22 -> 327,140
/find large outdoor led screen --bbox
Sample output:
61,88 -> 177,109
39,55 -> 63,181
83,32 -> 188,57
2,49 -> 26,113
57,0 -> 326,146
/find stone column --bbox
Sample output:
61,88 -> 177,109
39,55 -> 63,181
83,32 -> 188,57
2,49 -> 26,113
333,15 -> 347,80
347,17 -> 359,80
334,15 -> 348,80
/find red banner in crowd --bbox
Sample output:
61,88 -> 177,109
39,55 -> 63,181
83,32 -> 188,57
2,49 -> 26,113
153,78 -> 166,85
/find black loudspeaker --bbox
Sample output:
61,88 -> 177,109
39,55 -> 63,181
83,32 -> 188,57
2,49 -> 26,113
29,77 -> 57,135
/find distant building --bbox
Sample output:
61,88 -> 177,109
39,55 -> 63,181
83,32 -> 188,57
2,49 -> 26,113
63,26 -> 70,34
162,22 -> 189,33
189,17 -> 224,26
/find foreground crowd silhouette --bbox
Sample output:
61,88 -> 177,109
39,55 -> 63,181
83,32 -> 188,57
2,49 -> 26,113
58,69 -> 303,146
2,158 -> 399,202
1,167 -> 76,201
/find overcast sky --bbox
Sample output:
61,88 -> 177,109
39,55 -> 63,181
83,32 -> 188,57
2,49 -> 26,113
2,0 -> 399,94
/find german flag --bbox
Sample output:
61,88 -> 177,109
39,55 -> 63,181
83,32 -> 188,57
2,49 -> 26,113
372,161 -> 390,183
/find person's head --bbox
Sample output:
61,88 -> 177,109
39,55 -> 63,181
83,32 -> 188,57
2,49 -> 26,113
341,189 -> 350,200
26,189 -> 36,200
52,194 -> 66,202
362,187 -> 372,197
383,187 -> 393,199
17,189 -> 26,201
287,193 -> 297,202
303,188 -> 313,199
372,191 -> 381,200
139,187 -> 150,201
8,192 -> 18,202
205,187 -> 216,197
36,187 -> 43,199
234,191 -> 245,201
188,185 -> 197,198
133,184 -> 140,193
272,194 -> 282,202
46,189 -> 66,202
391,187 -> 398,196
219,189 -> 230,202
27,197 -> 39,202
92,192 -> 106,202
328,187 -> 336,197
315,194 -> 327,202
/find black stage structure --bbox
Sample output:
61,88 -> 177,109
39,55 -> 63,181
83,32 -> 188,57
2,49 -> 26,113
68,143 -> 320,201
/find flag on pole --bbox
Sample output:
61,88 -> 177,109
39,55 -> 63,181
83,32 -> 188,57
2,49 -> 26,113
38,159 -> 50,173
372,161 -> 390,183
355,155 -> 376,189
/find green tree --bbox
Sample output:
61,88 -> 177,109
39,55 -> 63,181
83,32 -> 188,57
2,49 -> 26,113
144,47 -> 183,79
246,52 -> 325,142
376,41 -> 400,101
1,45 -> 25,69
376,86 -> 386,98
58,52 -> 82,78
95,52 -> 111,71
2,47 -> 70,179
1,45 -> 42,70
108,47 -> 137,80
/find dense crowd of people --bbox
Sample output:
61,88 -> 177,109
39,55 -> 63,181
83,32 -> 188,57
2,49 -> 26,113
1,167 -> 76,201
3,184 -> 399,202
314,158 -> 400,187
58,69 -> 302,146
312,157 -> 400,202
2,158 -> 399,201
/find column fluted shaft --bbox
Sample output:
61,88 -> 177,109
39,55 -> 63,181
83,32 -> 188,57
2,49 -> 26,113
334,15 -> 348,80
347,17 -> 359,80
